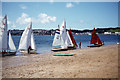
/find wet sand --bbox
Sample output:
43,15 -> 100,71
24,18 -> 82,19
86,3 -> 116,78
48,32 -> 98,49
2,44 -> 119,78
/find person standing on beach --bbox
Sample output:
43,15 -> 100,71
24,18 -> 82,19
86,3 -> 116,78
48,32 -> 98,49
102,41 -> 104,45
79,42 -> 81,48
28,46 -> 32,54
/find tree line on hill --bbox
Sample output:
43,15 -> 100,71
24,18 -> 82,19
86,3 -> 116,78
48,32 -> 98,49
8,27 -> 120,35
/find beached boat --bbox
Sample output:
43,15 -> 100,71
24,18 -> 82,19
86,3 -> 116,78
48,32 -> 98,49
18,22 -> 36,54
52,20 -> 78,51
0,15 -> 16,56
52,20 -> 68,51
87,28 -> 103,47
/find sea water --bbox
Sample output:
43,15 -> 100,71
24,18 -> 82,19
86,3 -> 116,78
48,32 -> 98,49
12,34 -> 119,54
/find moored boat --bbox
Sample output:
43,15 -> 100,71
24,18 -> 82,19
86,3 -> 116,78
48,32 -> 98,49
88,28 -> 103,47
18,22 -> 36,54
52,20 -> 68,51
0,15 -> 16,56
52,20 -> 78,51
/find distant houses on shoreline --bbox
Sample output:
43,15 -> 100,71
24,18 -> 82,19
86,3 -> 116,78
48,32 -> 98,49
9,27 -> 120,35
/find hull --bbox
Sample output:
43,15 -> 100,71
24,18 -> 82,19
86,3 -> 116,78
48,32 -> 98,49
20,50 -> 28,54
30,50 -> 36,54
1,51 -> 16,56
19,50 -> 36,54
51,48 -> 68,52
87,44 -> 102,47
68,46 -> 76,50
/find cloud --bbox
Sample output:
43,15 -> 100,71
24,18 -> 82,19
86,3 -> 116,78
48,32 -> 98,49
16,13 -> 31,25
20,5 -> 27,9
16,13 -> 56,25
38,13 -> 56,24
66,3 -> 74,8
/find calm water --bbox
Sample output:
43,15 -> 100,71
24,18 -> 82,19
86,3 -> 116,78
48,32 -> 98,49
12,34 -> 119,54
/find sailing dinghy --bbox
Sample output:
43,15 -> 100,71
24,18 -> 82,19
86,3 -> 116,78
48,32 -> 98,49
87,28 -> 103,47
51,20 -> 68,51
0,15 -> 16,56
18,22 -> 36,54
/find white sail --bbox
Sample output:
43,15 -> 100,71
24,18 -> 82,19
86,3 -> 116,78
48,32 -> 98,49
52,29 -> 61,46
2,15 -> 8,50
60,20 -> 67,48
65,31 -> 73,47
31,32 -> 36,50
0,26 -> 3,51
8,32 -> 16,51
18,22 -> 32,50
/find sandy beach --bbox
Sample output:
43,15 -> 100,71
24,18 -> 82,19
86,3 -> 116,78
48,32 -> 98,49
2,44 -> 119,78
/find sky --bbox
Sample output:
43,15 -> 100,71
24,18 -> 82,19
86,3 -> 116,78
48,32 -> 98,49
1,2 -> 118,30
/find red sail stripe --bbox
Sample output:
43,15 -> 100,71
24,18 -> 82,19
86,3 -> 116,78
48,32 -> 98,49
2,15 -> 7,25
56,29 -> 60,31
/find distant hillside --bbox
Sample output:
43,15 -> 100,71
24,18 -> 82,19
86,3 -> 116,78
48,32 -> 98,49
9,27 -> 120,35
71,27 -> 120,34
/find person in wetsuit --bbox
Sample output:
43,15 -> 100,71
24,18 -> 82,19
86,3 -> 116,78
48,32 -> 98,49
28,46 -> 32,54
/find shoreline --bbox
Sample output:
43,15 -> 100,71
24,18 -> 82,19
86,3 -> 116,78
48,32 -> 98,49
37,43 -> 119,54
2,44 -> 119,78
